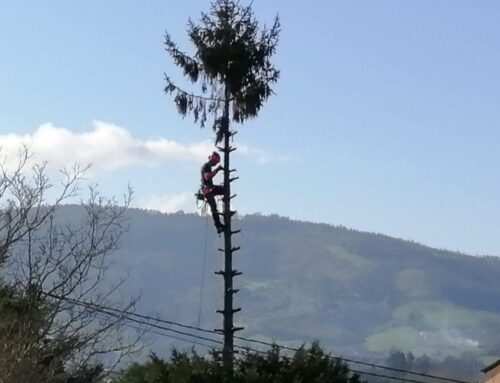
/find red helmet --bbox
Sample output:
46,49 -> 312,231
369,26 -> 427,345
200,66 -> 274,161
209,151 -> 220,163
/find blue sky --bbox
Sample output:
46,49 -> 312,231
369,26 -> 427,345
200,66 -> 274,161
0,1 -> 499,255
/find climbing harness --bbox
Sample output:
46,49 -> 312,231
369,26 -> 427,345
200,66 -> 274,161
195,187 -> 223,221
195,190 -> 208,215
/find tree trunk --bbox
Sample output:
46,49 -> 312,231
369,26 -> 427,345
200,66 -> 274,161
221,85 -> 234,375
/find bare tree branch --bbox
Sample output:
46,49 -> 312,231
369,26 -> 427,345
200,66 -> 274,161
0,151 -> 144,382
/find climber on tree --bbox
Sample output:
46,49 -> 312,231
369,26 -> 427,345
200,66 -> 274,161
200,151 -> 225,233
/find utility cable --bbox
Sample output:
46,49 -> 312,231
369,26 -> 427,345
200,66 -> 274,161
43,292 -> 223,347
231,336 -> 470,383
43,292 -> 473,383
84,305 -> 439,383
93,312 -> 216,350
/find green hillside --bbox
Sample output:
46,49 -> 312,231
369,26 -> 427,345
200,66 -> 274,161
62,207 -> 500,365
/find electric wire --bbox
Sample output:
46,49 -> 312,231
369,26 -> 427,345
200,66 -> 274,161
44,292 -> 223,347
61,292 -> 469,383
93,312 -> 216,350
70,301 -> 439,383
43,292 -> 472,383
231,336 -> 471,383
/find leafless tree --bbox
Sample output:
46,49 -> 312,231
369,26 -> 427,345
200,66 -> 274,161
0,147 -> 144,383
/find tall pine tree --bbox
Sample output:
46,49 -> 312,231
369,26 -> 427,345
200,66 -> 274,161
164,0 -> 280,377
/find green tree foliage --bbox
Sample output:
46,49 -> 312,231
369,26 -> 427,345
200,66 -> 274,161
164,0 -> 280,138
0,282 -> 103,383
114,343 -> 362,383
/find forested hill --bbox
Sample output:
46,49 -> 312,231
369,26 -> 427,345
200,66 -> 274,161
61,206 -> 500,367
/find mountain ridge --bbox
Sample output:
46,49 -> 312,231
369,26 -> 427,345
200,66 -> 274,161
56,206 -> 500,366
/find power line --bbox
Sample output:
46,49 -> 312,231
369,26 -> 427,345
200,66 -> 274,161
90,307 -> 434,383
93,311 -> 216,350
44,292 -> 473,383
231,336 -> 471,383
44,292 -> 223,347
99,324 -> 416,383
228,342 -> 442,383
44,291 -> 217,336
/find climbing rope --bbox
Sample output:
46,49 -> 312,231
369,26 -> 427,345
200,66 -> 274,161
193,206 -> 209,348
192,188 -> 224,348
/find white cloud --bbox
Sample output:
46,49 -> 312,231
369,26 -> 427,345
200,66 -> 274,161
0,121 -> 214,171
0,121 -> 289,172
237,144 -> 292,164
136,191 -> 197,214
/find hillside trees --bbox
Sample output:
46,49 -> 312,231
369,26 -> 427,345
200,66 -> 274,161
384,350 -> 482,382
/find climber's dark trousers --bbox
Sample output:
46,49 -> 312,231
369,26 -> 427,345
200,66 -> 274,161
205,185 -> 224,228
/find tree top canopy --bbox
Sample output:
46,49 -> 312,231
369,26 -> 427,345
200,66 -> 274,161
164,0 -> 280,128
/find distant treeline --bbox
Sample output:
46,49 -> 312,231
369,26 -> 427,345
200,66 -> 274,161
363,350 -> 485,382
